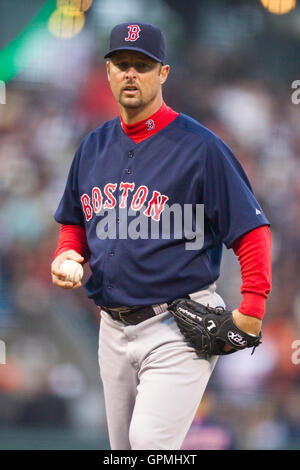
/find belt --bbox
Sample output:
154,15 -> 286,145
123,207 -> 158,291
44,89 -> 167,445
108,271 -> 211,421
101,296 -> 190,326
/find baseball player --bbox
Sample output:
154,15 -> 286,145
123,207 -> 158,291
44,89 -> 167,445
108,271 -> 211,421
51,23 -> 272,450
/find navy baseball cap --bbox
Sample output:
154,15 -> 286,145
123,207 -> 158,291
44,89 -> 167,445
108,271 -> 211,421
104,22 -> 166,64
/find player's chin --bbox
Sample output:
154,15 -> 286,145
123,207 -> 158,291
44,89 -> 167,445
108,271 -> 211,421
119,96 -> 143,108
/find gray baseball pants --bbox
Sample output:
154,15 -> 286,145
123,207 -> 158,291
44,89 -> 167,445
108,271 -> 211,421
98,283 -> 225,450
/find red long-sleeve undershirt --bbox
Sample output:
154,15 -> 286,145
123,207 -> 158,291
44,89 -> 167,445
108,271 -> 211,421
54,224 -> 90,261
54,224 -> 271,319
231,225 -> 271,319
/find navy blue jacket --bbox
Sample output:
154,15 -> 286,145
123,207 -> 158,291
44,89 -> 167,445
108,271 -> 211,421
54,113 -> 269,307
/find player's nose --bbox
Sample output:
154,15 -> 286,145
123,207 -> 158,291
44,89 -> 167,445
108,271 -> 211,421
125,66 -> 137,79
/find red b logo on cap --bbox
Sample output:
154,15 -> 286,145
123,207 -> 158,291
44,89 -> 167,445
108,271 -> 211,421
125,25 -> 141,42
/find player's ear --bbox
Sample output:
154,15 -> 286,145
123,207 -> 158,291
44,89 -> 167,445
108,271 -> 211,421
106,61 -> 110,82
159,64 -> 170,85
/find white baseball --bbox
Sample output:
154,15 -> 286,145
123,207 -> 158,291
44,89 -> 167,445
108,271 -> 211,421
60,260 -> 83,284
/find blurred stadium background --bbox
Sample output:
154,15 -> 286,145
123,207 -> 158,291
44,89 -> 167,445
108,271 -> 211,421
0,0 -> 300,450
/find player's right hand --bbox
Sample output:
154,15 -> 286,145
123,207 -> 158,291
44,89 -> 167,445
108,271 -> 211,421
51,250 -> 84,290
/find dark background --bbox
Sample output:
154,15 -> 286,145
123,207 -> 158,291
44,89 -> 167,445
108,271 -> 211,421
0,0 -> 299,449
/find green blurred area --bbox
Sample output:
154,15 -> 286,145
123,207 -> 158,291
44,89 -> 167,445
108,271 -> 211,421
0,0 -> 56,83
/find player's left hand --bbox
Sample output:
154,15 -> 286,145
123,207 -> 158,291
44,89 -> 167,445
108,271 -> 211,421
223,309 -> 262,353
168,299 -> 262,357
